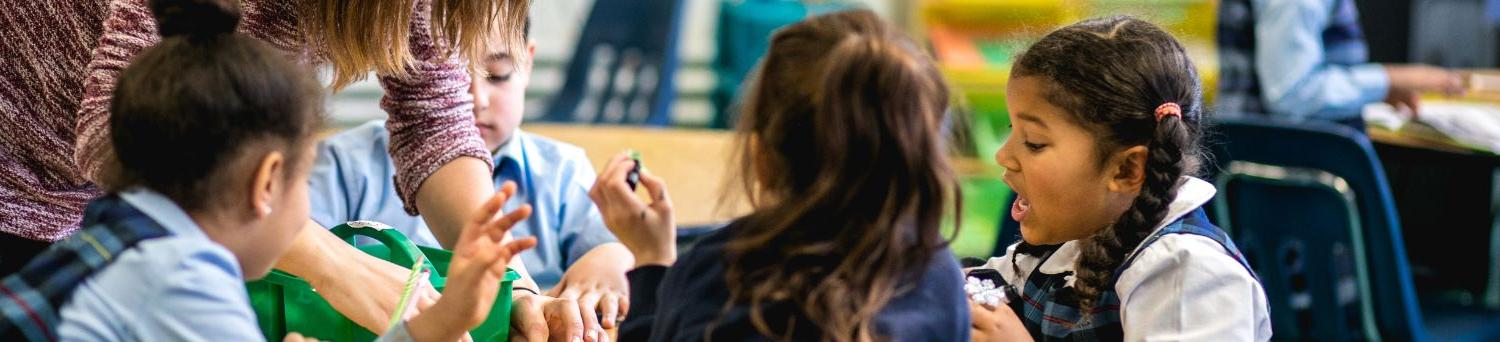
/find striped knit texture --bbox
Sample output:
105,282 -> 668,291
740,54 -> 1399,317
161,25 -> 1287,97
0,0 -> 489,241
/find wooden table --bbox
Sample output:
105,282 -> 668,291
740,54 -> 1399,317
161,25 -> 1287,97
522,124 -> 751,226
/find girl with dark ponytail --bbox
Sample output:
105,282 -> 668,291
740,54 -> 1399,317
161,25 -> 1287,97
26,1 -> 537,340
970,16 -> 1272,341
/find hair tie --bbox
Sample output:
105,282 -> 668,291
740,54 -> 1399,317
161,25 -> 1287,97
1155,102 -> 1182,122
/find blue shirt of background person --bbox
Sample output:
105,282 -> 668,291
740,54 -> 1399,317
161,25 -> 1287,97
1217,0 -> 1465,128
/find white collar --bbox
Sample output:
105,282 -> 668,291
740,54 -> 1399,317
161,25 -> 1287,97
1035,176 -> 1218,283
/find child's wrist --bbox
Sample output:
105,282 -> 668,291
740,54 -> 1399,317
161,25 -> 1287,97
631,249 -> 676,268
407,301 -> 466,342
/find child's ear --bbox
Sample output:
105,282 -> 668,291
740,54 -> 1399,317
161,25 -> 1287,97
1106,145 -> 1148,195
248,151 -> 286,218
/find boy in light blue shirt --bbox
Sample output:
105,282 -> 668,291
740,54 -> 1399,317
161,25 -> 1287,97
307,21 -> 633,339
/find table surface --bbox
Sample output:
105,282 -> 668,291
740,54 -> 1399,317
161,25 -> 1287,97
524,123 -> 1012,220
522,124 -> 751,225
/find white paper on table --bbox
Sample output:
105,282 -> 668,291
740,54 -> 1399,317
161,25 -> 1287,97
1364,102 -> 1500,152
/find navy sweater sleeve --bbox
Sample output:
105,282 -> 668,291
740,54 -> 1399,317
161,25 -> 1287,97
620,265 -> 667,341
615,225 -> 969,341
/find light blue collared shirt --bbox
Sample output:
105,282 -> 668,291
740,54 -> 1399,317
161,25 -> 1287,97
1239,0 -> 1390,121
57,188 -> 416,341
57,189 -> 261,341
308,121 -> 615,287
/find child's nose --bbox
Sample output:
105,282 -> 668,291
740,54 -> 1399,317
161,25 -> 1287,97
995,140 -> 1020,173
470,80 -> 489,110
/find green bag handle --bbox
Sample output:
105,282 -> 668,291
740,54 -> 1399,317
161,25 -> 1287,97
330,221 -> 434,272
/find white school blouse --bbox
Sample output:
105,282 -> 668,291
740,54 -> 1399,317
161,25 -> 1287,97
982,177 -> 1274,341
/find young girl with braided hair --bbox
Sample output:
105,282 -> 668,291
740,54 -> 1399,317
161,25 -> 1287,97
969,16 -> 1272,341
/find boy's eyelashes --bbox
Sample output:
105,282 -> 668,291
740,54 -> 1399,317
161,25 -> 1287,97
1023,141 -> 1047,152
485,71 -> 514,83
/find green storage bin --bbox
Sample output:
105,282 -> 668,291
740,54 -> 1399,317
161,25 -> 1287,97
248,222 -> 519,341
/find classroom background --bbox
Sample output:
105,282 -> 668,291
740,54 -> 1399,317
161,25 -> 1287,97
317,0 -> 1500,340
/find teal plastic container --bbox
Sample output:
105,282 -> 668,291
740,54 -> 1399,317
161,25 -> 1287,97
247,222 -> 518,341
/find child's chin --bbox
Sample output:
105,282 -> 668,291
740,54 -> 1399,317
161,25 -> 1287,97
1018,224 -> 1060,245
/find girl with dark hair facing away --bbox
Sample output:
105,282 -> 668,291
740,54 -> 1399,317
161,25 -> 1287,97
0,1 -> 536,340
970,17 -> 1272,341
589,10 -> 970,342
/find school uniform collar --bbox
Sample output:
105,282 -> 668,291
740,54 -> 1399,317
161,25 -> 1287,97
492,129 -> 527,165
118,187 -> 210,240
1035,176 -> 1218,285
491,129 -> 532,175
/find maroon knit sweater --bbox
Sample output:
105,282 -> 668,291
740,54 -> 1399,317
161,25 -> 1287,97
0,0 -> 489,241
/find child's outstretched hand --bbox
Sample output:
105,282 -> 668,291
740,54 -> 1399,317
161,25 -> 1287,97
590,153 -> 676,268
408,182 -> 538,342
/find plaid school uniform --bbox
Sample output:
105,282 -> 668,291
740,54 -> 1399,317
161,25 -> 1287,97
0,196 -> 171,341
1005,209 -> 1257,341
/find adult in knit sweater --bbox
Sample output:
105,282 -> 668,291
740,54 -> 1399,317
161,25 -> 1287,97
0,0 -> 577,337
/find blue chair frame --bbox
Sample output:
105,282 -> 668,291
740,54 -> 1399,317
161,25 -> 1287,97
1207,116 -> 1428,340
542,0 -> 686,126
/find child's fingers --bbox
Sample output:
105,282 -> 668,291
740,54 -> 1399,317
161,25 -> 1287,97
594,154 -> 633,191
599,292 -> 621,329
484,237 -> 537,277
500,237 -> 539,261
601,156 -> 636,190
547,298 -> 587,342
498,181 -> 518,200
577,292 -> 603,341
598,166 -> 648,214
590,156 -> 630,202
485,204 -> 533,242
617,294 -> 631,321
638,171 -> 672,210
968,302 -> 996,327
465,188 -> 511,242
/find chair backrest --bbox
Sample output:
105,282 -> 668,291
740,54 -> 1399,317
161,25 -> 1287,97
1207,117 -> 1427,340
709,0 -> 856,128
542,0 -> 686,126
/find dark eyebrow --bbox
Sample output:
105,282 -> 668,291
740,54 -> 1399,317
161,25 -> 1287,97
1016,112 -> 1049,129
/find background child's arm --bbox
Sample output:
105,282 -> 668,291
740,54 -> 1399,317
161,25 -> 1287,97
1251,0 -> 1384,119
